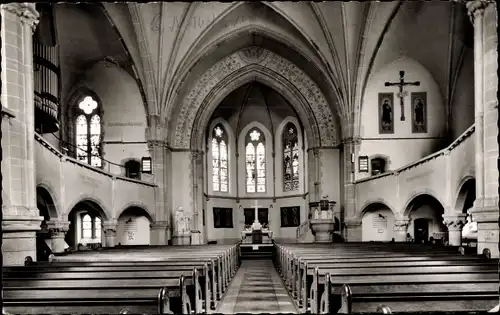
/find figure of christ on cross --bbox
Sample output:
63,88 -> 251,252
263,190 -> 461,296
385,70 -> 420,121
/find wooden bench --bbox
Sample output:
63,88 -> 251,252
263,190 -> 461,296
274,243 -> 498,313
4,244 -> 241,314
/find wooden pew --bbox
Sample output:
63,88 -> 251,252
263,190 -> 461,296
273,243 -> 498,313
7,262 -> 219,312
4,243 -> 241,314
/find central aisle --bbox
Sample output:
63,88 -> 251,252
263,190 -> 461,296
216,259 -> 298,314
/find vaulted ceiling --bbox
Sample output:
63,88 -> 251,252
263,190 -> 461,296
97,1 -> 472,139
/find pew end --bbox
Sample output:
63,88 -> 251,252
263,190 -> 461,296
339,284 -> 353,314
158,287 -> 173,314
377,305 -> 393,314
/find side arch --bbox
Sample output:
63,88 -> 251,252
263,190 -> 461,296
116,202 -> 155,223
453,176 -> 476,213
358,199 -> 397,219
36,183 -> 59,219
64,195 -> 110,222
402,190 -> 446,217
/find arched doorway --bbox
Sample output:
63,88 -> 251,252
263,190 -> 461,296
361,202 -> 395,242
456,178 -> 477,241
66,200 -> 106,249
36,186 -> 58,260
116,207 -> 153,246
405,194 -> 446,244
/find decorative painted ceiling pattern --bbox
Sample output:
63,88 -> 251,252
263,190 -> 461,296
172,47 -> 337,149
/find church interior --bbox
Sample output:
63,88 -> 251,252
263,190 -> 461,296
1,1 -> 499,314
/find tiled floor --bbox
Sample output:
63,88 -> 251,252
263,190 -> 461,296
216,259 -> 298,314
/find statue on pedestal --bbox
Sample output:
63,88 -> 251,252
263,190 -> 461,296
175,206 -> 191,235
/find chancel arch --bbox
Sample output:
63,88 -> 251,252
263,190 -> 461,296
168,48 -> 340,152
116,206 -> 153,246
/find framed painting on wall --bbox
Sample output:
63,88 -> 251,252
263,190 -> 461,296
378,93 -> 394,134
411,92 -> 427,133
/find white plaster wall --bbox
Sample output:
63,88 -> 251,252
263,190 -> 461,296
357,57 -> 446,179
319,149 -> 341,202
171,151 -> 194,219
116,215 -> 151,245
80,62 -> 150,176
362,208 -> 395,242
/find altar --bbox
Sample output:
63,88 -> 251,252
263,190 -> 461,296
240,201 -> 274,250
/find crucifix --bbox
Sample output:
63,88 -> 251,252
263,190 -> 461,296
384,70 -> 420,121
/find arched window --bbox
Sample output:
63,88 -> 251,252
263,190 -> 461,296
212,125 -> 228,192
246,128 -> 266,193
283,123 -> 299,191
80,213 -> 102,243
75,95 -> 102,167
125,160 -> 141,180
82,214 -> 92,239
371,157 -> 387,176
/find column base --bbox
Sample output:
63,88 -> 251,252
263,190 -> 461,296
172,234 -> 191,245
150,222 -> 169,245
2,215 -> 43,266
344,219 -> 362,242
469,205 -> 499,258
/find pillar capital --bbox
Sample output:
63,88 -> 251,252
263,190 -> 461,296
46,220 -> 70,238
342,136 -> 362,146
150,221 -> 169,230
466,0 -> 492,16
102,220 -> 118,233
393,219 -> 410,231
442,213 -> 467,231
147,139 -> 168,150
344,218 -> 362,227
1,3 -> 39,31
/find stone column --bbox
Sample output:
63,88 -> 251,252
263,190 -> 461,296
443,214 -> 467,246
103,221 -> 118,247
150,221 -> 169,246
1,3 -> 44,265
46,220 -> 70,253
147,136 -> 169,244
393,219 -> 410,242
342,137 -> 361,240
466,0 -> 499,258
191,151 -> 204,244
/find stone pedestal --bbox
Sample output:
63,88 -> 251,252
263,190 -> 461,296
393,220 -> 410,242
3,215 -> 43,265
103,222 -> 118,248
443,214 -> 467,247
344,219 -> 362,242
190,230 -> 201,245
469,205 -> 499,257
172,233 -> 191,245
46,220 -> 70,253
310,219 -> 335,243
150,221 -> 169,245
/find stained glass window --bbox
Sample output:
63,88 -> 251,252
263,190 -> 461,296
246,128 -> 266,193
283,123 -> 299,191
75,95 -> 102,167
82,214 -> 92,239
212,125 -> 228,192
76,115 -> 88,163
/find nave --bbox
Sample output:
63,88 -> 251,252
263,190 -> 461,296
2,241 -> 499,314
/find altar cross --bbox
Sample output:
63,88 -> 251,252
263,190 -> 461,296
384,70 -> 420,121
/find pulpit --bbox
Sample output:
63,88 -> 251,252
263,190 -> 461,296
309,199 -> 338,243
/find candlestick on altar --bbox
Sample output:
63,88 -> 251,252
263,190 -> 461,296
254,200 -> 259,224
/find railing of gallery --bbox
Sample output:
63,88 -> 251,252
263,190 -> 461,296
354,125 -> 475,201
